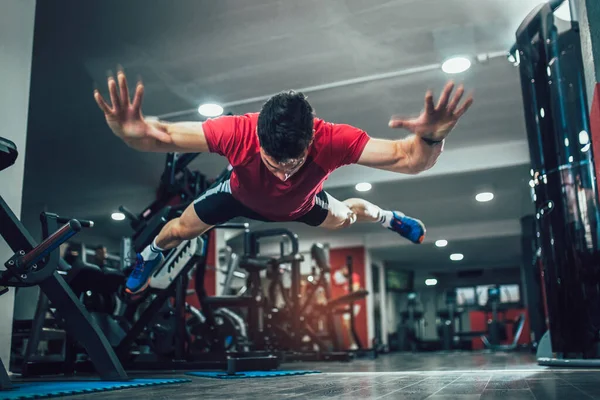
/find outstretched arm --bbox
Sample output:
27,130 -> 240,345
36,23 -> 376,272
357,136 -> 444,174
357,82 -> 473,174
94,69 -> 210,153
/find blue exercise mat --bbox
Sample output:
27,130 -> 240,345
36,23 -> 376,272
187,370 -> 321,379
0,378 -> 190,400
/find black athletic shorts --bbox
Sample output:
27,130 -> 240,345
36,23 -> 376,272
193,169 -> 329,227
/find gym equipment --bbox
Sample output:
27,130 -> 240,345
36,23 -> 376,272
118,151 -> 207,235
513,0 -> 600,365
262,242 -> 365,361
479,286 -> 526,351
520,215 -> 547,352
0,136 -> 128,390
340,255 -> 377,359
437,290 -> 461,351
437,287 -> 526,352
114,164 -> 275,372
397,292 -> 424,352
115,224 -> 274,372
17,217 -> 128,378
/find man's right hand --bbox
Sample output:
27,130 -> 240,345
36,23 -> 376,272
94,69 -> 172,145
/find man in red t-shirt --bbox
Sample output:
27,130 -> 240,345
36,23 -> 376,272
94,70 -> 473,294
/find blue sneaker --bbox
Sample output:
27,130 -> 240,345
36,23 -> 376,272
125,253 -> 164,295
388,212 -> 426,244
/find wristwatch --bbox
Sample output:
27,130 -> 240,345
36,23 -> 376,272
421,136 -> 444,145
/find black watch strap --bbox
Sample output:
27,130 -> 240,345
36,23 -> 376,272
421,136 -> 444,145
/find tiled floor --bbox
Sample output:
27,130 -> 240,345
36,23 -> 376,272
11,351 -> 600,399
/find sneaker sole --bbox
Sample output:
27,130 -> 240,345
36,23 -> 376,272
409,219 -> 426,244
125,278 -> 151,296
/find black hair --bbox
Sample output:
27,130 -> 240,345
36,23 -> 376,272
257,90 -> 314,162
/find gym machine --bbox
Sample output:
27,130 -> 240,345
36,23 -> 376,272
115,156 -> 278,371
437,287 -> 526,351
16,214 -> 128,378
0,137 -> 128,390
397,292 -> 424,352
264,243 -> 368,361
512,0 -> 600,366
437,290 -> 461,351
479,287 -> 526,351
116,204 -> 277,371
342,256 -> 377,359
119,151 -> 207,234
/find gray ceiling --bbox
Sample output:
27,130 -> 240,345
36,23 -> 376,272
21,0 -> 541,272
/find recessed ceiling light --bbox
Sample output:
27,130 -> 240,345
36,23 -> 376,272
425,278 -> 438,286
355,182 -> 372,192
435,239 -> 448,247
198,103 -> 224,117
450,253 -> 464,261
441,57 -> 471,74
111,212 -> 125,221
476,192 -> 494,202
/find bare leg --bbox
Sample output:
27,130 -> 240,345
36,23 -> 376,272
126,204 -> 213,293
318,193 -> 425,244
154,204 -> 213,250
318,194 -> 382,229
343,198 -> 382,223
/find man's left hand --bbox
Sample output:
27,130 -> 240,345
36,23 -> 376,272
388,81 -> 474,142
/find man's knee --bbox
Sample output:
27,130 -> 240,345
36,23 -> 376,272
170,209 -> 212,240
169,219 -> 189,240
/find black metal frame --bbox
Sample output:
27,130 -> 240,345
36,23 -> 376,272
115,238 -> 207,362
0,196 -> 128,383
112,220 -> 278,372
120,152 -> 207,235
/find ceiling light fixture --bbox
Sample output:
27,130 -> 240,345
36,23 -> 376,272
435,239 -> 448,248
450,253 -> 464,261
476,192 -> 494,202
355,182 -> 372,192
441,57 -> 472,74
111,212 -> 126,221
198,103 -> 224,117
425,278 -> 438,286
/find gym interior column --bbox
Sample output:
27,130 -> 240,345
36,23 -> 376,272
0,0 -> 36,368
575,0 -> 600,187
517,2 -> 600,359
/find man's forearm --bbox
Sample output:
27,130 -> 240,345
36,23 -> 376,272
123,136 -> 183,153
397,135 -> 444,174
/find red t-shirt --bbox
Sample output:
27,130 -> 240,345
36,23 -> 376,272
202,113 -> 370,221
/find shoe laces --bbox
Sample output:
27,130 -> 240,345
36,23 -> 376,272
131,254 -> 145,279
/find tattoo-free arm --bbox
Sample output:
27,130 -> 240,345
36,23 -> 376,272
357,136 -> 443,174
